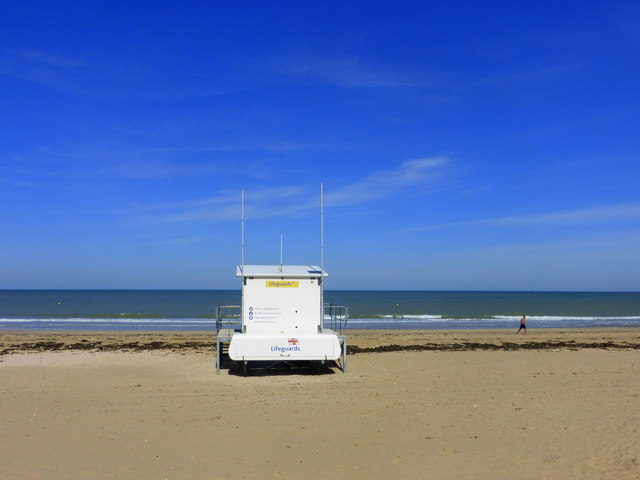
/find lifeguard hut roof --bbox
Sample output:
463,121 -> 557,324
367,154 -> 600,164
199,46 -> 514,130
236,265 -> 328,278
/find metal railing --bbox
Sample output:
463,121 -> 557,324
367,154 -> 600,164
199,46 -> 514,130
215,304 -> 241,374
323,303 -> 348,334
216,304 -> 241,333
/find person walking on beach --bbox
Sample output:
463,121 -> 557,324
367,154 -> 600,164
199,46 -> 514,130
517,315 -> 527,334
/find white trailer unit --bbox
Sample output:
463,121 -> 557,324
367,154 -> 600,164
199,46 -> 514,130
228,265 -> 342,362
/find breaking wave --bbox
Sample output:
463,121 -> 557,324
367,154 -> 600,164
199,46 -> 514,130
2,315 -> 640,331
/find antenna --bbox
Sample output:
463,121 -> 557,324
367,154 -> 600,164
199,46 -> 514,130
320,182 -> 324,276
279,233 -> 283,272
241,189 -> 245,270
320,182 -> 324,330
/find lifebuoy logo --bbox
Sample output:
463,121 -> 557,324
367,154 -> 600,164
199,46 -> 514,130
288,338 -> 299,345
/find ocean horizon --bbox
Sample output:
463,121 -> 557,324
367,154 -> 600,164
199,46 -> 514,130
1,289 -> 639,331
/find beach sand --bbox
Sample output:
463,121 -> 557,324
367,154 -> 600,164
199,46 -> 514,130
1,328 -> 639,479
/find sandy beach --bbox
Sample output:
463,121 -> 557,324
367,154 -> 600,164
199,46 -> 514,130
1,328 -> 639,479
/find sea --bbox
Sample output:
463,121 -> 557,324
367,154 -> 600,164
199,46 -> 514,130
1,290 -> 639,331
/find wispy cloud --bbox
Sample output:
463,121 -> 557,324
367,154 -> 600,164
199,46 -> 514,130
37,142 -> 312,160
130,187 -> 306,224
266,56 -> 435,88
3,48 -> 573,102
477,28 -> 601,59
9,160 -> 233,182
264,53 -> 577,94
98,161 -> 226,180
326,157 -> 448,207
10,144 -> 278,182
403,202 -> 640,232
0,49 -> 103,96
0,50 -> 266,100
128,157 -> 449,224
18,50 -> 87,68
488,202 -> 640,226
152,236 -> 216,246
452,64 -> 581,92
432,228 -> 640,285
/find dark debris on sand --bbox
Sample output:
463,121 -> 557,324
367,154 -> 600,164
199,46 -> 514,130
0,340 -> 216,355
346,341 -> 640,354
1,338 -> 639,356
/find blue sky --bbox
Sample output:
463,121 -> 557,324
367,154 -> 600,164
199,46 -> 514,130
1,1 -> 639,291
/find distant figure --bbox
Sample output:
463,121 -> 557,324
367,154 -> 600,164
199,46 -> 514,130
517,315 -> 527,334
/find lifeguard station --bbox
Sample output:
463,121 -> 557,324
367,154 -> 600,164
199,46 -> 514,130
215,186 -> 348,375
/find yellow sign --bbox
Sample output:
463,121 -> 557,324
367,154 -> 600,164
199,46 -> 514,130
266,280 -> 299,288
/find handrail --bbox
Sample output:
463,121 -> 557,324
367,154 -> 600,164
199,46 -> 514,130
323,303 -> 348,334
216,303 -> 347,333
216,304 -> 241,332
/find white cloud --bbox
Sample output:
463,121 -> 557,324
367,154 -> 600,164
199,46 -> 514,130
0,50 -> 263,100
153,236 -> 216,246
403,202 -> 640,232
127,157 -> 449,224
267,56 -> 434,88
132,187 -> 306,224
325,157 -> 448,207
488,202 -> 640,226
19,50 -> 86,68
98,161 -> 225,180
0,50 -> 103,96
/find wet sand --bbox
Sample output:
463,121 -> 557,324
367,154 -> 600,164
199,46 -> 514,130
1,328 -> 639,479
